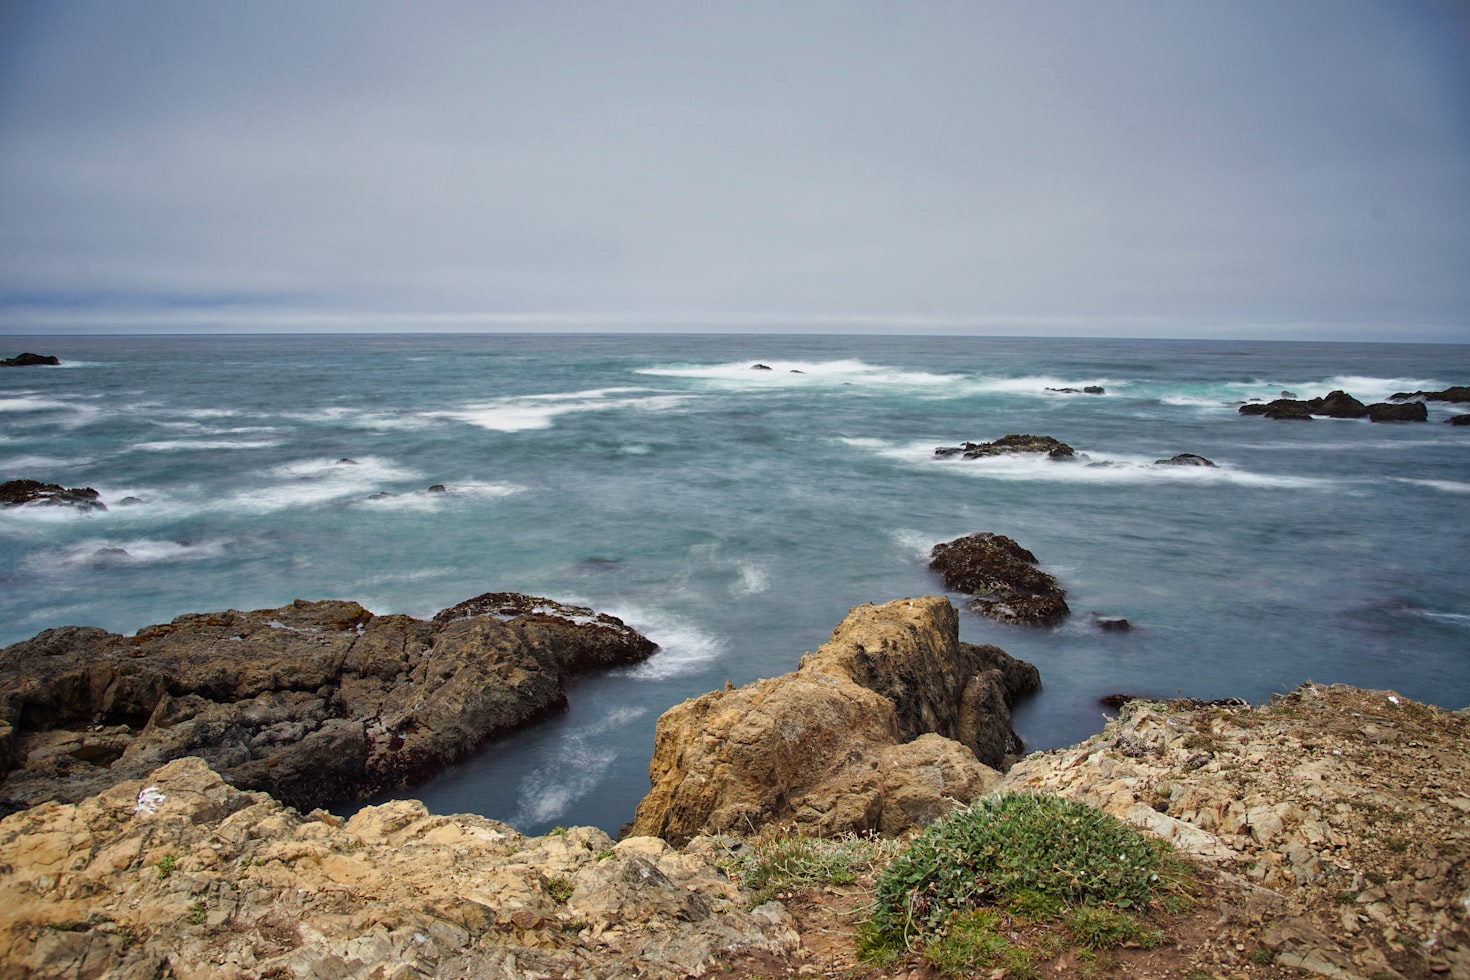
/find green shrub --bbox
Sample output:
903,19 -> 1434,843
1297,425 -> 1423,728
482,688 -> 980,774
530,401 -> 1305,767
156,853 -> 177,880
729,830 -> 900,906
862,793 -> 1190,973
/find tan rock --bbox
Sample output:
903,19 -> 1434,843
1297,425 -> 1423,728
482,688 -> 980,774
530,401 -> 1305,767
627,596 -> 1034,843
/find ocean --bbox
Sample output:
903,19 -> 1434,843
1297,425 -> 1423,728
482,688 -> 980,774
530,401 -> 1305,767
3,332 -> 1468,835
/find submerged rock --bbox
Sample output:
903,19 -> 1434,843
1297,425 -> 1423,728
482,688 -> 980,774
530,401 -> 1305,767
627,596 -> 1039,845
928,532 -> 1070,626
0,479 -> 106,511
0,595 -> 657,812
1448,414 -> 1470,426
933,433 -> 1075,460
1154,453 -> 1216,467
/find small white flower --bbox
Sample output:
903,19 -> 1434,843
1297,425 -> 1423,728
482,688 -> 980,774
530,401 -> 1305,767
134,786 -> 166,815
1388,696 -> 1400,705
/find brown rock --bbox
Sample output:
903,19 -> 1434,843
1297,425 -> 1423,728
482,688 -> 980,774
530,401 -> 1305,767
928,532 -> 1070,626
0,595 -> 657,812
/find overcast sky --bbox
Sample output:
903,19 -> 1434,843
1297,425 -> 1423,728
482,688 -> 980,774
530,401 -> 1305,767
1,1 -> 1467,339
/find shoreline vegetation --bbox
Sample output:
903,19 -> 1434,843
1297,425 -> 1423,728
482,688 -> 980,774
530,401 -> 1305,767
1,596 -> 1467,977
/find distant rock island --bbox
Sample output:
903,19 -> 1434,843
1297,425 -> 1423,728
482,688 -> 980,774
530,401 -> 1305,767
0,352 -> 60,367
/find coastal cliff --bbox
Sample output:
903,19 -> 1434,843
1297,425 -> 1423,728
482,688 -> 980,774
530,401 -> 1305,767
0,598 -> 1466,978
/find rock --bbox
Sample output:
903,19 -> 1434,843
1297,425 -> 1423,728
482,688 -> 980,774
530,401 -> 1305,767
0,595 -> 657,812
1388,385 -> 1470,403
1239,399 -> 1313,420
928,532 -> 1070,626
1367,401 -> 1428,422
626,596 -> 1039,844
1083,385 -> 1105,394
1309,389 -> 1368,418
751,363 -> 773,370
1090,613 -> 1133,631
933,433 -> 1075,460
1449,414 -> 1470,426
427,483 -> 448,492
0,757 -> 797,979
0,352 -> 60,367
1280,390 -> 1298,398
1154,453 -> 1216,467
0,480 -> 106,511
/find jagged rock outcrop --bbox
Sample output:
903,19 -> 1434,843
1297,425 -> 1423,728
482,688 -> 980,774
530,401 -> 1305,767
1312,389 -> 1368,418
1240,388 -> 1436,424
1239,399 -> 1314,420
0,757 -> 797,979
1449,414 -> 1470,426
928,532 -> 1070,626
0,352 -> 60,367
0,479 -> 106,511
933,433 -> 1075,459
998,684 -> 1470,978
627,597 -> 1039,846
1154,453 -> 1216,467
0,594 -> 657,812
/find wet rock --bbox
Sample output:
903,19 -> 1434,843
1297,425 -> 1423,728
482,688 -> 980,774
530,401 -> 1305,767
0,595 -> 657,811
1388,385 -> 1470,403
929,532 -> 1070,626
1310,389 -> 1368,418
627,596 -> 1039,844
1154,453 -> 1216,467
1239,399 -> 1313,420
751,363 -> 773,370
1367,401 -> 1428,422
1090,614 -> 1133,631
1449,414 -> 1470,426
933,433 -> 1075,459
0,352 -> 60,367
0,480 -> 106,511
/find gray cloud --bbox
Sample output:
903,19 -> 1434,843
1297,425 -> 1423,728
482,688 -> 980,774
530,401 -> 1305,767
1,0 -> 1467,338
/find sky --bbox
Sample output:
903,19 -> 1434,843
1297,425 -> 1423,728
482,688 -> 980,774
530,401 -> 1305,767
1,1 -> 1468,340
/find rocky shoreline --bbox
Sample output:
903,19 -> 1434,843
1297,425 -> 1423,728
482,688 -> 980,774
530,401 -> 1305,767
1,595 -> 1466,978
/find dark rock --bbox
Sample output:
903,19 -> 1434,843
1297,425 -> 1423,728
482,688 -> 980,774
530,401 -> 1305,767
117,496 -> 145,506
751,363 -> 772,371
1045,387 -> 1081,394
929,532 -> 1070,626
1310,390 -> 1368,418
1280,390 -> 1298,399
427,484 -> 448,492
1388,386 -> 1470,403
1083,385 -> 1105,395
1239,399 -> 1313,420
1099,693 -> 1147,709
0,480 -> 107,511
0,353 -> 60,367
1367,401 -> 1428,423
0,596 -> 657,812
933,433 -> 1076,460
335,458 -> 358,465
1448,415 -> 1470,426
1154,453 -> 1216,467
1090,614 -> 1133,631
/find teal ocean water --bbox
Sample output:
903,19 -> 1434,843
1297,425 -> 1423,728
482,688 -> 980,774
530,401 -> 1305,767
3,333 -> 1468,834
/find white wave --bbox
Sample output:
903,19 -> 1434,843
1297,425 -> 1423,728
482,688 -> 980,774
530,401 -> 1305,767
0,395 -> 71,413
133,439 -> 284,452
284,406 -> 437,432
356,481 -> 525,511
509,705 -> 649,826
638,358 -> 965,389
1418,610 -> 1470,625
892,529 -> 940,561
222,456 -> 421,514
0,454 -> 91,471
731,561 -> 770,597
1392,478 -> 1470,494
850,436 -> 1339,489
30,536 -> 230,569
428,388 -> 690,433
613,607 -> 725,680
